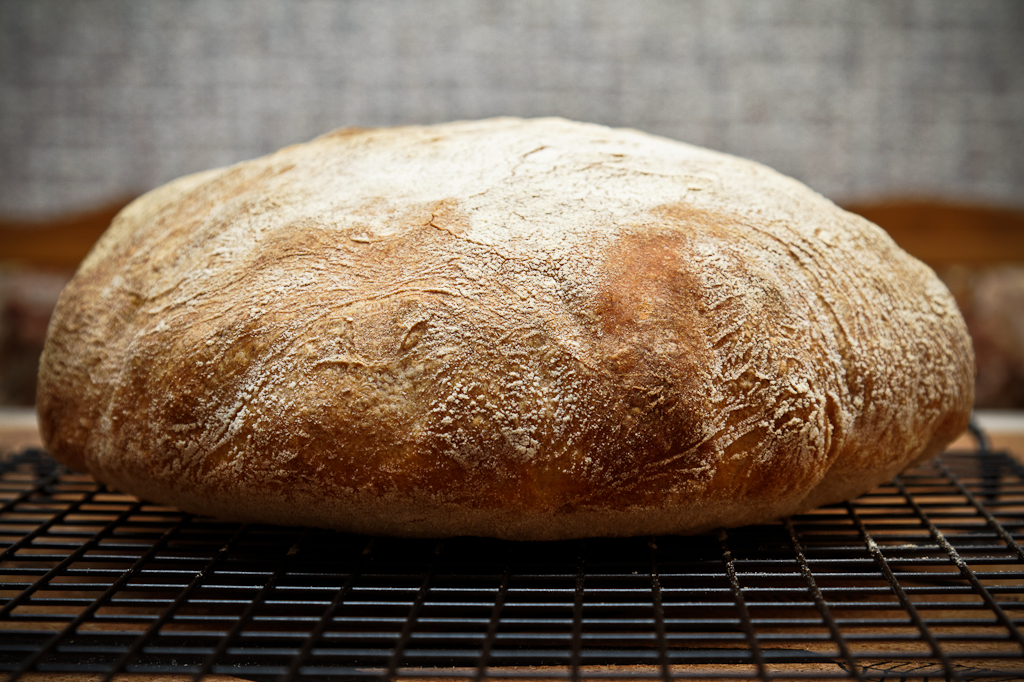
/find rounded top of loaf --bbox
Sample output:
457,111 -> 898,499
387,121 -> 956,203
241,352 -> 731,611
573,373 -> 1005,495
84,117 -> 865,276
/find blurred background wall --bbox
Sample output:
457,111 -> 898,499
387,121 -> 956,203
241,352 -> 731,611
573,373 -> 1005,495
3,0 -> 1023,217
1,0 -> 1023,407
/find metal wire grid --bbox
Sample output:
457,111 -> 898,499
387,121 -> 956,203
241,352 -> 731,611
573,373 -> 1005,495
1,443 -> 1023,682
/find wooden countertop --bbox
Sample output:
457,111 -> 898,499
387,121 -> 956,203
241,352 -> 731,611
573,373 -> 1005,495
0,408 -> 44,455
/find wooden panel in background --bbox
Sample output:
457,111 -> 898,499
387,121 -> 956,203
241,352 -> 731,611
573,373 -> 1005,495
0,198 -> 134,270
1,198 -> 1021,271
844,200 -> 1024,266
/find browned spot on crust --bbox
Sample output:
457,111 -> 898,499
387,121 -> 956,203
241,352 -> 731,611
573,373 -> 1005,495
594,227 -> 706,362
588,204 -> 833,511
321,126 -> 374,140
585,221 -> 718,504
653,202 -> 733,230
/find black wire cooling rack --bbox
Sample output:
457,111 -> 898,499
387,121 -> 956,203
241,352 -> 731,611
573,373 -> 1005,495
2,431 -> 1024,682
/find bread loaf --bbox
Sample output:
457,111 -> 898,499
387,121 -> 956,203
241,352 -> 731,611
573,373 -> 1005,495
37,118 -> 974,540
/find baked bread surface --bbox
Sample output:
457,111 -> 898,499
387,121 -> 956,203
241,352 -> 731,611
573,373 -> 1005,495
37,118 -> 974,540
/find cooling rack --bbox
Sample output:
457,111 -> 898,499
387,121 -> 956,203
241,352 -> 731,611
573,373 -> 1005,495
1,431 -> 1023,682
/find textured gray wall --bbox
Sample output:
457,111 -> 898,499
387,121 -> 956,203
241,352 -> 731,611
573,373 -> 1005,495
2,0 -> 1022,218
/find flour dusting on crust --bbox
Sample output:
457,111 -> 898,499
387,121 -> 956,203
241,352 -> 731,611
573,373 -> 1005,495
38,118 -> 974,540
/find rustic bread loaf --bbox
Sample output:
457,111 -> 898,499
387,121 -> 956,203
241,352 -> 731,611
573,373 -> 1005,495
37,118 -> 974,540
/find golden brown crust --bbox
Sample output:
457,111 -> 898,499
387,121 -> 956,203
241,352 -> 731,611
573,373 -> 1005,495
37,118 -> 974,540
